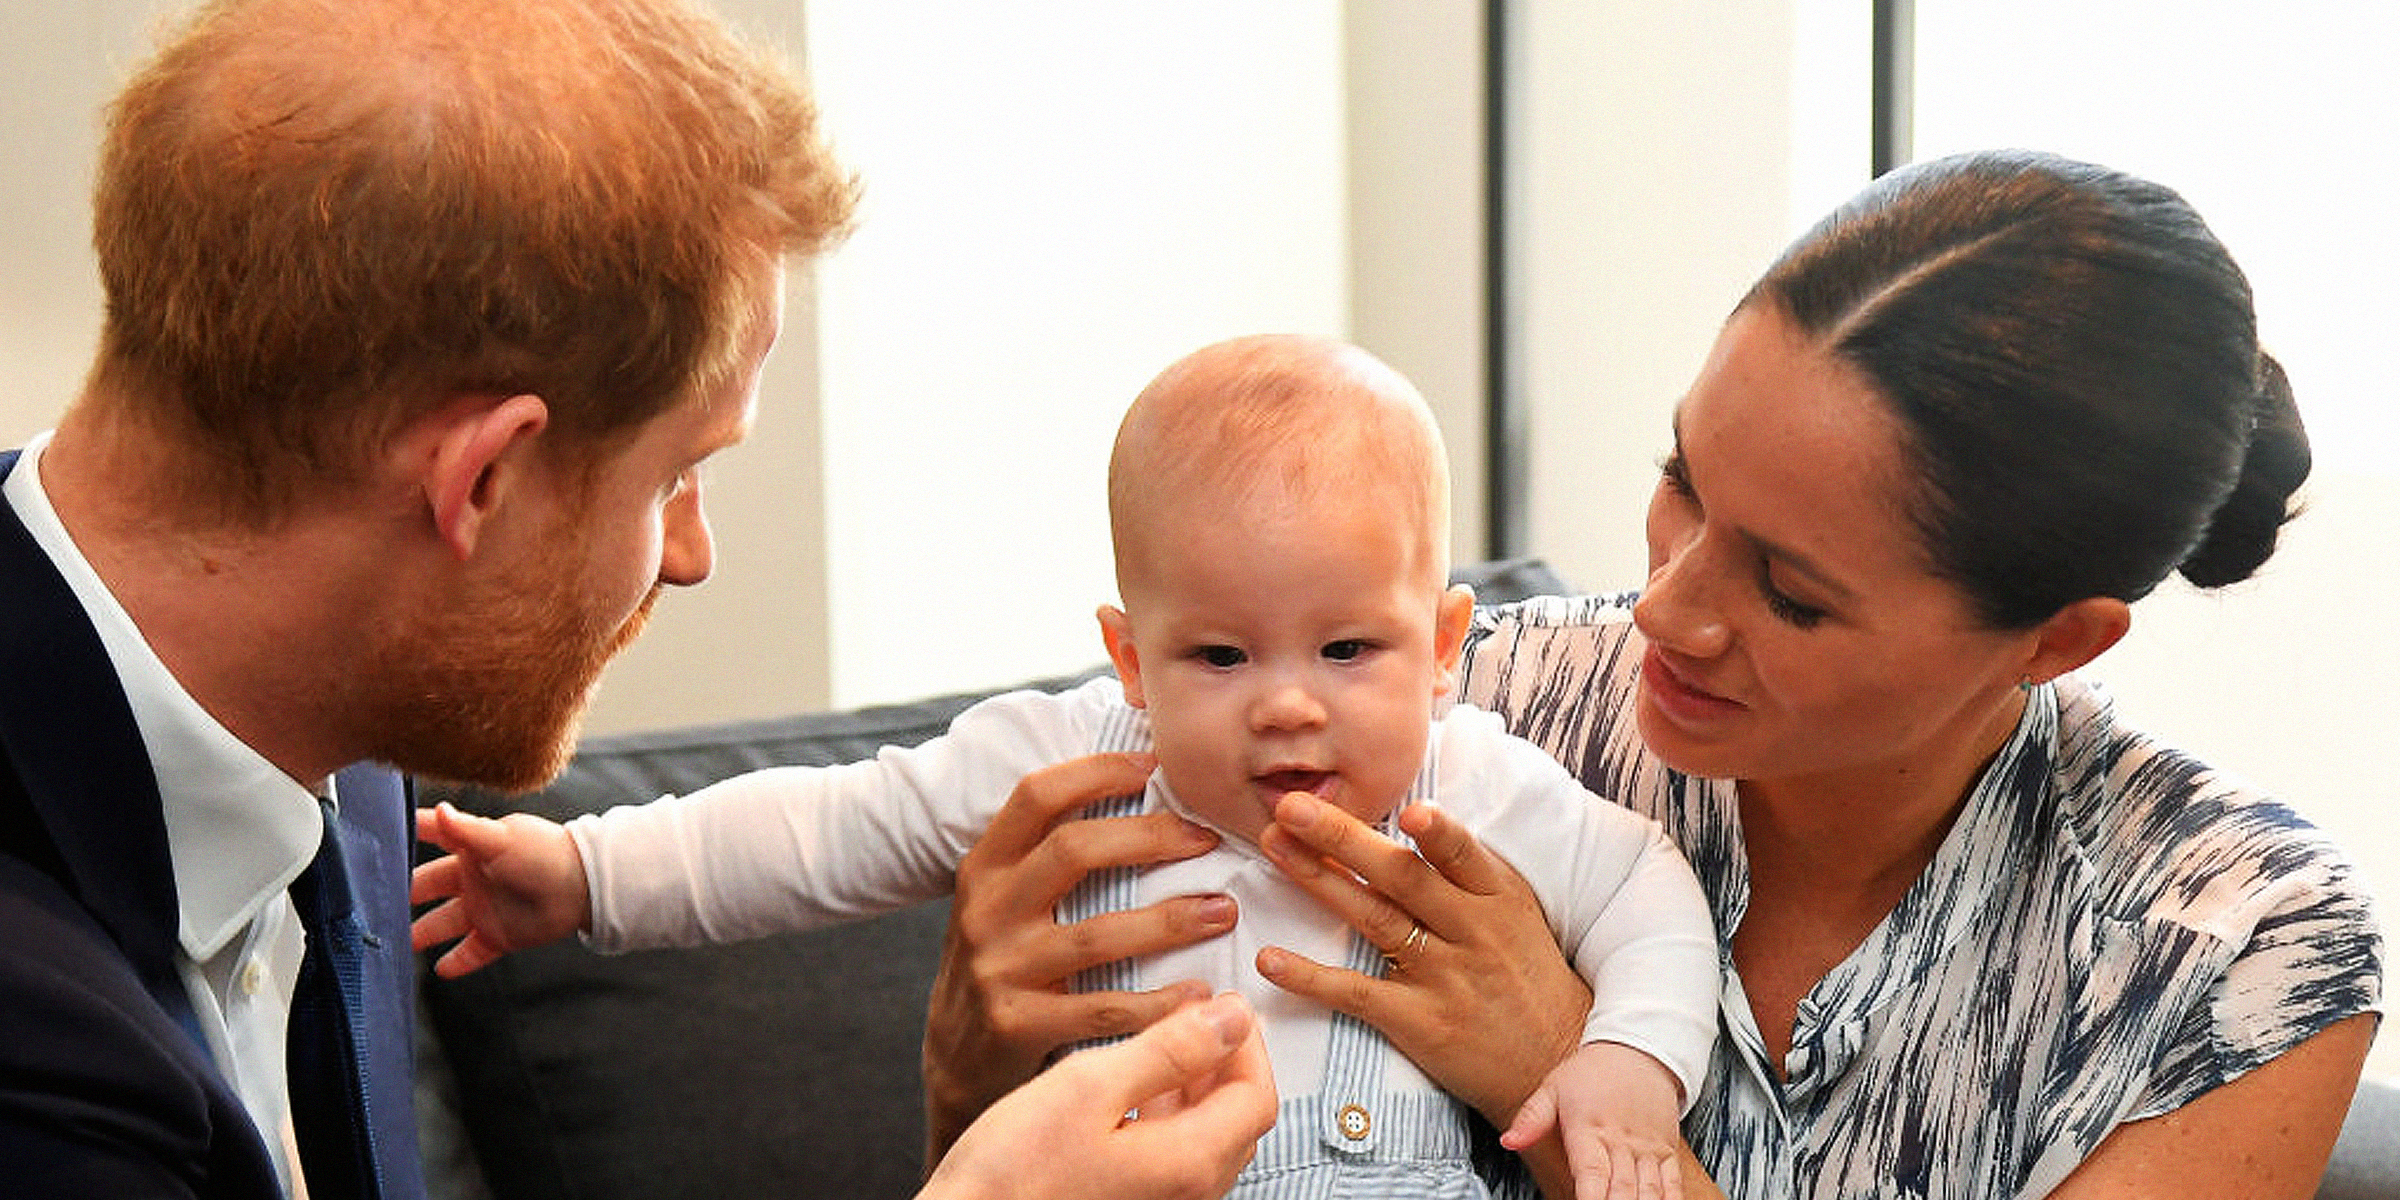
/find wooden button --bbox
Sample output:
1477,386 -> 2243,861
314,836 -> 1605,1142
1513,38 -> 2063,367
1335,1103 -> 1371,1140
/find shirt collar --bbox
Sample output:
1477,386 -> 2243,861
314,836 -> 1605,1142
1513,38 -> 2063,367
4,432 -> 323,961
1771,683 -> 2060,1093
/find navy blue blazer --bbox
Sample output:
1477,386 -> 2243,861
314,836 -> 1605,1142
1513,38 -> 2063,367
0,450 -> 424,1199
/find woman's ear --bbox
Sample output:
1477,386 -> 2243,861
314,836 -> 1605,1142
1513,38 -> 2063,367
1097,604 -> 1148,709
2024,596 -> 2132,685
421,394 -> 551,561
1432,583 -> 1476,697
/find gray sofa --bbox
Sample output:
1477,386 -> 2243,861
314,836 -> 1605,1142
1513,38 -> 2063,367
411,560 -> 2395,1200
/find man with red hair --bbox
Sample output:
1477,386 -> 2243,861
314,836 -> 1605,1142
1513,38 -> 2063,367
0,1 -> 1272,1197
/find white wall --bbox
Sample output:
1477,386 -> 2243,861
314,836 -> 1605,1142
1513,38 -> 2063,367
1512,1 -> 1824,590
1345,1 -> 1488,565
800,1 -> 1352,709
0,3 -> 151,446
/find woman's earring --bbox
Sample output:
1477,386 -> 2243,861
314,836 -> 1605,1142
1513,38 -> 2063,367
2016,676 -> 2035,693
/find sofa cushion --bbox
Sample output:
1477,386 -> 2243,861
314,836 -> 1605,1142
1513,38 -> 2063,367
2319,1075 -> 2399,1200
418,559 -> 1575,1200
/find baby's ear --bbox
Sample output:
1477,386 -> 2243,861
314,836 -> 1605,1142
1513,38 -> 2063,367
1096,605 -> 1148,709
1432,583 -> 1475,696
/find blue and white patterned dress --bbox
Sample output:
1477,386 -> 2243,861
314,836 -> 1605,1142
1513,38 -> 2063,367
1455,594 -> 2383,1199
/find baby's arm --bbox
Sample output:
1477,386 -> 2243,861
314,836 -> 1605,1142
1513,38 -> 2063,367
1558,818 -> 1719,1093
1462,724 -> 1722,1196
570,684 -> 1101,952
1502,1041 -> 1687,1200
1500,814 -> 1715,1200
410,802 -> 591,977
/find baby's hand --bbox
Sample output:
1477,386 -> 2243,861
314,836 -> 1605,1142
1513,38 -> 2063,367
409,801 -> 592,977
1502,1041 -> 1686,1200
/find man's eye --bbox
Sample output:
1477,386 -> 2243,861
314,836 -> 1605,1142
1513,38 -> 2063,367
1322,639 -> 1372,662
1657,451 -> 1695,501
1195,646 -> 1246,669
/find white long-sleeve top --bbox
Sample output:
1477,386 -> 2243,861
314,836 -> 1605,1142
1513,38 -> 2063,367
569,676 -> 1719,1114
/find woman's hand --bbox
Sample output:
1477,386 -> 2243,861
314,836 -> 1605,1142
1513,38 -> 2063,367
920,993 -> 1278,1200
922,752 -> 1241,1162
1254,793 -> 1591,1126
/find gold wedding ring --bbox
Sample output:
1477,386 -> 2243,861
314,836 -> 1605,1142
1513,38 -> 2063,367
1383,922 -> 1429,972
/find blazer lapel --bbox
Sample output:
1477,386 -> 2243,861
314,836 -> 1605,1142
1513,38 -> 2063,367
0,450 -> 192,1032
0,451 -> 426,1199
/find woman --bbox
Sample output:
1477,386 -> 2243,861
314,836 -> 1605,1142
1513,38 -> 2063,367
921,151 -> 2383,1198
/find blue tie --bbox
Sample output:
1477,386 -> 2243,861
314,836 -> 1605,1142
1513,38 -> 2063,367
288,796 -> 382,1200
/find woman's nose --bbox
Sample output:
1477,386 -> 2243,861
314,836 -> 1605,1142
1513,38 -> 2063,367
1634,537 -> 1732,659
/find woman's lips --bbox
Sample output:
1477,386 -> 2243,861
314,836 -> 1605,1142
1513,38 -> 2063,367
1640,646 -> 1744,726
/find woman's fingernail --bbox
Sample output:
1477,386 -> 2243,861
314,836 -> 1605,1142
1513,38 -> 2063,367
1194,895 -> 1236,929
1255,949 -> 1287,980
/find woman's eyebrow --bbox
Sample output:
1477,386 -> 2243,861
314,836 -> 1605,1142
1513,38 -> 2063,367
1671,416 -> 1858,605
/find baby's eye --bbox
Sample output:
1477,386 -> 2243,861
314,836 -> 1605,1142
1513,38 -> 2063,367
1194,645 -> 1247,669
1321,639 -> 1373,662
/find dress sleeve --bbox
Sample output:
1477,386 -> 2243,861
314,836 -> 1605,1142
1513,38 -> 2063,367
2132,840 -> 2383,1118
570,683 -> 1104,951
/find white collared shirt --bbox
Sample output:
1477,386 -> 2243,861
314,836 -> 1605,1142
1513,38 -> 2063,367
5,432 -> 325,1198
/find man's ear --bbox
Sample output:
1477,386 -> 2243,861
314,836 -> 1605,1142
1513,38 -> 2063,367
1097,604 -> 1148,709
1432,582 -> 1476,697
421,394 -> 551,561
2022,596 -> 2132,686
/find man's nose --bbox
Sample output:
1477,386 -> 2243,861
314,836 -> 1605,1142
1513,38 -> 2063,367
658,476 -> 715,588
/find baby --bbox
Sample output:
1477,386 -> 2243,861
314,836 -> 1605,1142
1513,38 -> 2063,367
413,334 -> 1719,1198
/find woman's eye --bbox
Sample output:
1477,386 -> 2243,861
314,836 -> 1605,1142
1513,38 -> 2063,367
1761,580 -> 1828,630
1322,639 -> 1372,662
1195,645 -> 1246,669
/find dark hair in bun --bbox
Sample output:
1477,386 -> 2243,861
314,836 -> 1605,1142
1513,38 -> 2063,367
1750,149 -> 2310,629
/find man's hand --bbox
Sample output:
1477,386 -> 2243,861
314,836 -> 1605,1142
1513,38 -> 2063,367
920,993 -> 1277,1200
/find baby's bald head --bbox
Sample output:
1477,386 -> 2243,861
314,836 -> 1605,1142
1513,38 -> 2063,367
1107,335 -> 1451,603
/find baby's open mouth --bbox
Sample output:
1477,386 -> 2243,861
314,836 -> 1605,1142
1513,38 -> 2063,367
1256,769 -> 1334,795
